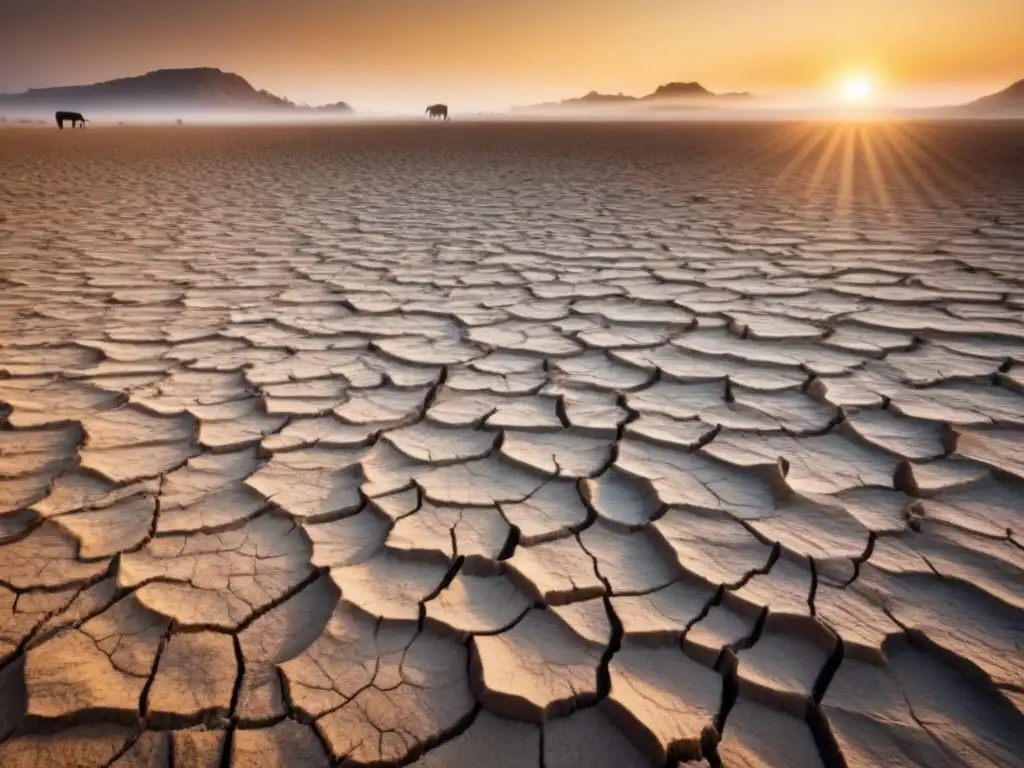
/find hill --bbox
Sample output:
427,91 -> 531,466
958,79 -> 1024,116
316,101 -> 355,113
516,81 -> 755,112
0,68 -> 353,116
643,81 -> 713,100
645,81 -> 754,101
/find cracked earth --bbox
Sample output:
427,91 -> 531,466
0,121 -> 1022,767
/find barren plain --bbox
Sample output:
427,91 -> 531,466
0,121 -> 1022,767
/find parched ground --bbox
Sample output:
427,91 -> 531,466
0,121 -> 1022,767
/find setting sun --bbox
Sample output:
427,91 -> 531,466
842,75 -> 874,103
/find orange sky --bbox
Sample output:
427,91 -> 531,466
2,0 -> 1022,110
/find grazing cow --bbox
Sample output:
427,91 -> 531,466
55,111 -> 87,129
426,104 -> 449,121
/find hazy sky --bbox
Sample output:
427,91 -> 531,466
2,0 -> 1022,111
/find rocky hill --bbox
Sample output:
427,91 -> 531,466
643,82 -> 712,99
0,68 -> 353,116
517,81 -> 755,111
644,81 -> 754,101
316,101 -> 355,113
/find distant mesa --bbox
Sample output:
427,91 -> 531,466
0,67 -> 355,118
645,81 -> 754,101
644,81 -> 712,99
567,91 -> 637,105
316,101 -> 355,113
516,81 -> 757,112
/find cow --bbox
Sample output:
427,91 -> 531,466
425,104 -> 449,121
55,111 -> 87,129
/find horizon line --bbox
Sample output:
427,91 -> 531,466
1,66 -> 1020,113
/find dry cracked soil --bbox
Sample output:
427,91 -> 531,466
0,120 -> 1022,767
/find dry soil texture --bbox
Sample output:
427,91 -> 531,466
0,121 -> 1023,767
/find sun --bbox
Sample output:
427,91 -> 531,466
841,75 -> 874,103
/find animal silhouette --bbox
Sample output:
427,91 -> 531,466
426,104 -> 449,121
55,111 -> 87,129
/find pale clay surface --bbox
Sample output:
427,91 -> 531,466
0,122 -> 1022,766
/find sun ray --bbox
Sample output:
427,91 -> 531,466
720,122 -> 815,175
875,125 -> 951,214
774,124 -> 834,188
859,125 -> 896,222
868,124 -> 935,220
884,123 -> 965,215
835,124 -> 857,224
888,120 -> 983,205
805,124 -> 846,208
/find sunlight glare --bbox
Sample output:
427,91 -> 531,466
841,75 -> 874,103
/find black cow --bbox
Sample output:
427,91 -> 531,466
55,111 -> 87,129
426,104 -> 449,121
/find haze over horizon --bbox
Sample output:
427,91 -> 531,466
2,0 -> 1023,112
